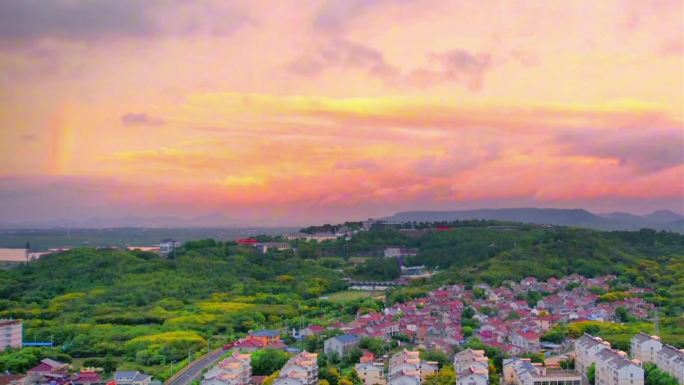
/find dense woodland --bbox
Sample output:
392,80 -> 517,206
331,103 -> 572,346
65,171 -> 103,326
0,223 -> 682,380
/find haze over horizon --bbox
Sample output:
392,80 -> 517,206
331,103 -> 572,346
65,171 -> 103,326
1,0 -> 683,225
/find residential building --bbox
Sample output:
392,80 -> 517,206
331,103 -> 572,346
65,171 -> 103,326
355,363 -> 386,385
274,352 -> 319,385
114,371 -> 153,385
388,350 -> 437,383
630,333 -> 662,363
595,349 -> 643,385
28,359 -> 69,376
203,352 -> 252,385
503,358 -> 581,385
159,239 -> 181,257
255,242 -> 291,254
387,375 -> 420,385
0,319 -> 22,351
299,325 -> 325,338
250,330 -> 281,345
386,376 -> 420,385
383,247 -> 418,259
457,368 -> 488,385
656,344 -> 684,384
0,248 -> 28,269
324,334 -> 360,357
230,330 -> 286,351
575,334 -> 612,379
400,266 -> 426,277
70,370 -> 103,385
454,349 -> 489,374
510,330 -> 541,354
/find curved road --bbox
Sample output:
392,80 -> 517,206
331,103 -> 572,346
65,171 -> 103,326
166,349 -> 225,385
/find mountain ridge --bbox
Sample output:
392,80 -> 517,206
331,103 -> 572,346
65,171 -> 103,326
383,207 -> 683,232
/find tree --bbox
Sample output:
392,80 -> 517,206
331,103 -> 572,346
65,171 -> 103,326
251,349 -> 291,375
263,371 -> 280,385
359,337 -> 385,356
420,350 -> 449,369
615,307 -> 630,323
588,363 -> 596,385
559,358 -> 574,370
423,366 -> 456,385
644,363 -> 678,385
320,367 -> 341,385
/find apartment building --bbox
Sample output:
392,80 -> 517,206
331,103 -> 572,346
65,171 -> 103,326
0,319 -> 22,351
274,351 -> 319,385
575,334 -> 612,379
595,349 -> 643,385
656,344 -> 684,385
202,352 -> 252,385
630,333 -> 662,363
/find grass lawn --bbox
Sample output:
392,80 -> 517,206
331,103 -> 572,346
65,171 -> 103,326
324,290 -> 384,302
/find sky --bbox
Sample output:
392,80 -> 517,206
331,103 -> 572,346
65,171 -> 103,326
0,0 -> 682,226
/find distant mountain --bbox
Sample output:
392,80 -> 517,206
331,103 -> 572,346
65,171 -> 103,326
642,210 -> 684,223
384,208 -> 684,232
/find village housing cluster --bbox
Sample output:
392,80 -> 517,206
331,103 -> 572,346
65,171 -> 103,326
2,275 -> 682,385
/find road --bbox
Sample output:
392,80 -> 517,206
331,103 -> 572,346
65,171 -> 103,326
165,349 -> 225,385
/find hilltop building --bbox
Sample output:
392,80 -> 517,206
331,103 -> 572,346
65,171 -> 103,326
159,239 -> 181,257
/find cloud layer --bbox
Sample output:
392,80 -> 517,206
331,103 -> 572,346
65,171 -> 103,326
0,0 -> 682,223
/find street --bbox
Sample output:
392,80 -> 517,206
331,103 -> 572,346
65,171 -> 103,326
165,349 -> 225,385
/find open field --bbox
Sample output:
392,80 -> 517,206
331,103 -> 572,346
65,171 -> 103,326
324,290 -> 384,302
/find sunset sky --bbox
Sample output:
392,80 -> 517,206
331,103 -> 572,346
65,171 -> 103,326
0,0 -> 682,225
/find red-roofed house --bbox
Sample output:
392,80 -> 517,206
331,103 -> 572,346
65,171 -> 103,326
510,330 -> 541,354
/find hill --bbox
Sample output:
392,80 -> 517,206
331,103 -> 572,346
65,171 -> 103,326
0,224 -> 682,378
384,208 -> 684,232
